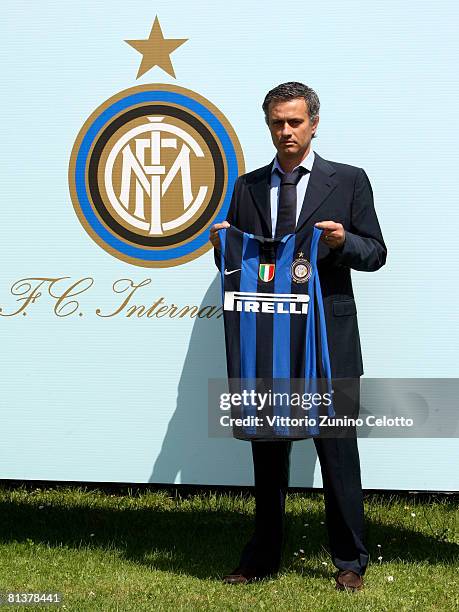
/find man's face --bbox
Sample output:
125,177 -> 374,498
267,98 -> 319,159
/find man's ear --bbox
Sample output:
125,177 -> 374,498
312,115 -> 320,135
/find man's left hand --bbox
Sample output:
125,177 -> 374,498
315,221 -> 345,249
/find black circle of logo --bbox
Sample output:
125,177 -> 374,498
87,104 -> 224,247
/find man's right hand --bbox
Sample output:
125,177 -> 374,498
209,221 -> 230,250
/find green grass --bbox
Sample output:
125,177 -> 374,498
0,486 -> 457,611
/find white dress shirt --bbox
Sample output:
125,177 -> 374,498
270,147 -> 315,238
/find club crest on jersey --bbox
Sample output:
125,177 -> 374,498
258,263 -> 275,282
290,256 -> 312,283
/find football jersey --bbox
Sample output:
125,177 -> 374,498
219,224 -> 335,440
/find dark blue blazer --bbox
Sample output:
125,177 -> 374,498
214,152 -> 387,378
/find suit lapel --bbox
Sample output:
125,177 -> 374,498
295,153 -> 338,232
248,161 -> 274,237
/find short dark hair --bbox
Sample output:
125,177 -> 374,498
262,82 -> 320,138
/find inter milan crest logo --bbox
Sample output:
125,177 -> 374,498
290,252 -> 312,283
69,18 -> 244,267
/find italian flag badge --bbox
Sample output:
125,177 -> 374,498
258,263 -> 275,282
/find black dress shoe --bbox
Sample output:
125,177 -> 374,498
335,569 -> 364,591
222,567 -> 267,584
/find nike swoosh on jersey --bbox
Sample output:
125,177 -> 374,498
224,268 -> 242,275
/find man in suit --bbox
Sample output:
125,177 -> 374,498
209,82 -> 386,591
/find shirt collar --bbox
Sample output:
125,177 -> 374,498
271,147 -> 315,175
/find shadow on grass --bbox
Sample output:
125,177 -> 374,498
0,494 -> 457,580
282,502 -> 458,579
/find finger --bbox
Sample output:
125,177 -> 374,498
210,221 -> 230,233
315,221 -> 339,230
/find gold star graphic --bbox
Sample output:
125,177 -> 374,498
126,17 -> 187,79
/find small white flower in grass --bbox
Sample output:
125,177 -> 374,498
377,544 -> 381,548
378,556 -> 383,562
320,521 -> 324,525
387,576 -> 394,582
294,552 -> 298,556
411,512 -> 416,517
321,561 -> 327,566
302,535 -> 306,539
304,523 -> 309,527
90,533 -> 95,537
299,549 -> 304,554
39,505 -> 44,510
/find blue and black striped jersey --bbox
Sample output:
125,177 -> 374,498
219,225 -> 335,439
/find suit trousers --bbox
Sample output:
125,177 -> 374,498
237,378 -> 369,577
